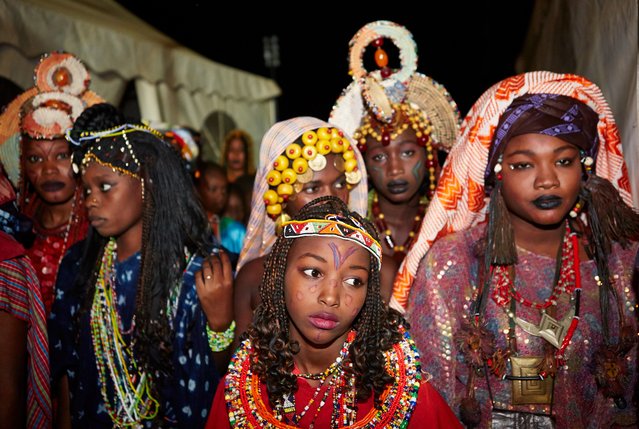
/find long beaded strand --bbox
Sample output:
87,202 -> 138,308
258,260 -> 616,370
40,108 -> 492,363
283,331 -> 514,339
90,238 -> 159,426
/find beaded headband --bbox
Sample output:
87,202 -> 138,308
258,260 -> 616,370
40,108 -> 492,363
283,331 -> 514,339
262,127 -> 362,219
282,214 -> 382,269
330,21 -> 460,153
67,123 -> 165,178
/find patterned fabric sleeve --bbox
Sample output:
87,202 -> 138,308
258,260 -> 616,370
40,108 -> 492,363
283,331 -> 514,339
407,229 -> 478,409
0,255 -> 51,429
48,242 -> 83,388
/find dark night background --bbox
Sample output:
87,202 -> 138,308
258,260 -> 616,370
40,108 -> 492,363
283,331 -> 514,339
119,2 -> 536,122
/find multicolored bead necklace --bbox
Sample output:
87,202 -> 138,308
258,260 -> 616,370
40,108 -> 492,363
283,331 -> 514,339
281,330 -> 355,426
90,238 -> 159,426
224,327 -> 422,428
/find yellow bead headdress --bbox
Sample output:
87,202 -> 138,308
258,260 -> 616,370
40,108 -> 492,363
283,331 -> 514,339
238,117 -> 368,273
262,126 -> 362,219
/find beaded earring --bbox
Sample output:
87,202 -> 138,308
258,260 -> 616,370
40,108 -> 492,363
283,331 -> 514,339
570,151 -> 593,218
581,151 -> 594,174
493,154 -> 503,180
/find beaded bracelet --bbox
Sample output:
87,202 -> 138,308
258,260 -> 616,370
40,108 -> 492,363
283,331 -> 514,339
206,320 -> 236,352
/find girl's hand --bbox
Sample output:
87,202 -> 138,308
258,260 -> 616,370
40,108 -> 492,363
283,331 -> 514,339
195,249 -> 234,332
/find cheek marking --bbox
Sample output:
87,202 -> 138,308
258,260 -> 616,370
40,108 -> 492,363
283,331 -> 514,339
370,165 -> 383,177
309,284 -> 318,293
351,306 -> 361,316
296,291 -> 304,301
412,160 -> 423,182
329,242 -> 358,270
344,294 -> 353,307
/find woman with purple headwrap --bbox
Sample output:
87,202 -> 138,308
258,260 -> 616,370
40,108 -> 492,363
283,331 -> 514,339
406,72 -> 639,428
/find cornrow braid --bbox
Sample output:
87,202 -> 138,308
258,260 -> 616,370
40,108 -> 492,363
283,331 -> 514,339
247,195 -> 405,409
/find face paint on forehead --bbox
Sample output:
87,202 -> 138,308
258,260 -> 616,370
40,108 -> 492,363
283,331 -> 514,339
328,242 -> 359,270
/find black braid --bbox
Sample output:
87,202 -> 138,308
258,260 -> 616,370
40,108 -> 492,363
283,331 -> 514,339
247,195 -> 405,409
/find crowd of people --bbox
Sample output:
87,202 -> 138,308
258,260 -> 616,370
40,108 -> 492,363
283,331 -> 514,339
0,20 -> 637,429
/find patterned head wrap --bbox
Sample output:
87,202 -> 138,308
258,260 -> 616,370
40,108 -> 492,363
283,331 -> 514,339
0,52 -> 103,188
330,21 -> 461,153
486,93 -> 600,185
282,214 -> 382,269
237,117 -> 367,271
391,71 -> 633,312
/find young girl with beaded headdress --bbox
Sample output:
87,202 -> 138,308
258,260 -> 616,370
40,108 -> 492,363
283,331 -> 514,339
0,52 -> 102,315
207,196 -> 461,428
234,117 -> 387,342
330,21 -> 461,300
48,103 -> 234,428
405,72 -> 639,428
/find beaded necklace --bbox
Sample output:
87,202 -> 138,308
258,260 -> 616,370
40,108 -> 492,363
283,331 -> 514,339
280,330 -> 355,426
490,222 -> 581,372
90,238 -> 159,427
370,191 -> 428,261
224,327 -> 422,428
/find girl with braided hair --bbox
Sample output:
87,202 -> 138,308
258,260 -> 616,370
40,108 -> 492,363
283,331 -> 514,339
207,196 -> 460,428
233,117 -> 405,347
48,103 -> 234,428
406,72 -> 639,428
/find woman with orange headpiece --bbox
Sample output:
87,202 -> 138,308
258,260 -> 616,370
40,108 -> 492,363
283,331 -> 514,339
0,52 -> 102,315
406,72 -> 638,428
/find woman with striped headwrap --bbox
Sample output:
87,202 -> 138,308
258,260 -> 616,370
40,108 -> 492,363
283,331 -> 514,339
405,72 -> 638,428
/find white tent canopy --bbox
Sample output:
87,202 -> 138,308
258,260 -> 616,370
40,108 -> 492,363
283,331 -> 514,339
0,0 -> 281,160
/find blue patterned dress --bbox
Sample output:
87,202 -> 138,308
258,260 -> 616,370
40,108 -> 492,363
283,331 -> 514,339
49,243 -> 220,428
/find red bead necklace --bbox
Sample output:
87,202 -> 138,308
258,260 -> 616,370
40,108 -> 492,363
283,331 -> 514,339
370,191 -> 427,261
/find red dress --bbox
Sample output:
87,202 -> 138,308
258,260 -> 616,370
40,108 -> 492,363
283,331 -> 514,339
23,198 -> 87,315
205,333 -> 461,428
